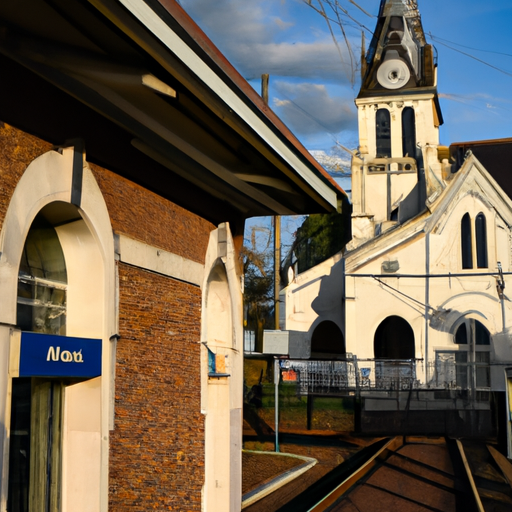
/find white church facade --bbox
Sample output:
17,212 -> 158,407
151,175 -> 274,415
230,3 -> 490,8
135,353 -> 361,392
282,0 -> 512,401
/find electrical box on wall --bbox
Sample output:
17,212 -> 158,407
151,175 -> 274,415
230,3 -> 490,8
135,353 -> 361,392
263,330 -> 309,359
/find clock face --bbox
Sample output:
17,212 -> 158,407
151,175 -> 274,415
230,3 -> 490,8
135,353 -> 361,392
377,58 -> 411,90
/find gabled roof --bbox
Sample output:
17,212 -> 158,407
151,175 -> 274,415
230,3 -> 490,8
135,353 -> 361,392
0,0 -> 347,226
345,153 -> 512,272
450,139 -> 512,200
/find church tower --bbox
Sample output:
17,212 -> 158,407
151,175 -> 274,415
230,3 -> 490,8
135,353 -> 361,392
350,0 -> 445,248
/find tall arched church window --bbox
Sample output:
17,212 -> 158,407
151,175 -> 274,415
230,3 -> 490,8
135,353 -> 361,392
461,213 -> 473,269
17,213 -> 67,335
376,109 -> 391,158
402,107 -> 416,158
475,213 -> 488,268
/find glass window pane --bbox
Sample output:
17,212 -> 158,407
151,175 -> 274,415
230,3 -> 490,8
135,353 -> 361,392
455,351 -> 468,388
461,213 -> 473,269
455,323 -> 468,344
475,213 -> 488,269
402,107 -> 416,158
7,378 -> 31,512
475,321 -> 490,345
19,217 -> 67,283
376,109 -> 391,158
17,213 -> 67,334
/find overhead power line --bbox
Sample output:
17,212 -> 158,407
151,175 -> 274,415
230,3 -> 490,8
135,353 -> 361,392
428,33 -> 512,79
427,34 -> 512,58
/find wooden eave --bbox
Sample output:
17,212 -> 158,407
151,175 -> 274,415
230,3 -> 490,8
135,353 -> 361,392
0,0 -> 346,226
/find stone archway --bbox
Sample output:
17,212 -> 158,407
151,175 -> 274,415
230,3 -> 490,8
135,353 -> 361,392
311,321 -> 345,358
374,316 -> 415,360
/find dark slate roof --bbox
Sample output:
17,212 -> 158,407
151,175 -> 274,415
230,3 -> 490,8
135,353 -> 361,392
450,139 -> 512,200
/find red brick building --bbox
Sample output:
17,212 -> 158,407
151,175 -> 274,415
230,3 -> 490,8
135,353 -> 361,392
0,1 -> 347,511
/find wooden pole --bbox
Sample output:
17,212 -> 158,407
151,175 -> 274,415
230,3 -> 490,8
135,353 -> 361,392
261,74 -> 281,331
261,73 -> 269,105
274,216 -> 281,330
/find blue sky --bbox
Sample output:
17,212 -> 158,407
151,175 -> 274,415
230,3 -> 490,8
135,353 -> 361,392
179,0 -> 512,157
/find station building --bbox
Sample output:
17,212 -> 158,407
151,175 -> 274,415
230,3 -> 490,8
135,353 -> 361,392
0,1 -> 347,511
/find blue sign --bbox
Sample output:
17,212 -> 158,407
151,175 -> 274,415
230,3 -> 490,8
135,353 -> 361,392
19,332 -> 102,378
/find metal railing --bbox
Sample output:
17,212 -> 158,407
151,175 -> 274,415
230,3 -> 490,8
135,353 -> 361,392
280,357 -> 496,395
281,358 -> 420,395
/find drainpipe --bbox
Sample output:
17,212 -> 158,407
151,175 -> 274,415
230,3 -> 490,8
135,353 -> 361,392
424,233 -> 430,382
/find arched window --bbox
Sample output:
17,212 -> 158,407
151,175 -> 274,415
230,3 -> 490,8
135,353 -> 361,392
475,213 -> 488,268
374,316 -> 415,359
311,321 -> 346,358
461,213 -> 473,269
10,212 -> 69,512
17,213 -> 67,335
402,107 -> 416,158
454,319 -> 491,389
376,109 -> 391,158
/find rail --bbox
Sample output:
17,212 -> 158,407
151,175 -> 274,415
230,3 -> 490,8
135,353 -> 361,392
277,437 -> 488,512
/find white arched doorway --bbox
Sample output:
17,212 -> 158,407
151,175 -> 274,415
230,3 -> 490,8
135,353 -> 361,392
201,224 -> 243,512
0,147 -> 115,512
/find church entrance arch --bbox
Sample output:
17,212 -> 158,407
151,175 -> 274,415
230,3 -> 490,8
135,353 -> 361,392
373,316 -> 415,388
374,316 -> 415,359
310,321 -> 345,359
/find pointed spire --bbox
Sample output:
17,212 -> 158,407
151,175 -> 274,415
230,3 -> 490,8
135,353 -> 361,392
360,0 -> 434,95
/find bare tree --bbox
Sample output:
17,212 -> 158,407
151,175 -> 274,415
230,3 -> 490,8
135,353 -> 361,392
302,0 -> 375,87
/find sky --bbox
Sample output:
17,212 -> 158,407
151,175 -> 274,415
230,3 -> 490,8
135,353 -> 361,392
179,0 -> 512,159
178,0 -> 512,252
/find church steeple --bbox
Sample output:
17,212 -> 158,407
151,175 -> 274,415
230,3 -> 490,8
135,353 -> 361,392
349,0 -> 445,250
360,0 -> 436,96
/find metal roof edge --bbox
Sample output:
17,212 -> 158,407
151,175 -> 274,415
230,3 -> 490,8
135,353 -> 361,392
118,0 -> 346,207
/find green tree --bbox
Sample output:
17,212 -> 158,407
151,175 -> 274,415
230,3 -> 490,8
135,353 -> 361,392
242,224 -> 275,351
282,210 -> 350,284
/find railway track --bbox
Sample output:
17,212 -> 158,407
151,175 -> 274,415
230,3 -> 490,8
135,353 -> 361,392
277,436 -> 512,512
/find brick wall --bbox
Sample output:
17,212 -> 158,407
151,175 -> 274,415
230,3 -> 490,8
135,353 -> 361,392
0,122 -> 211,510
0,122 -> 52,230
110,263 -> 205,512
91,164 -> 215,264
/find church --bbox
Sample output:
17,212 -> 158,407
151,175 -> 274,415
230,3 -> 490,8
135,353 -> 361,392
282,0 -> 512,440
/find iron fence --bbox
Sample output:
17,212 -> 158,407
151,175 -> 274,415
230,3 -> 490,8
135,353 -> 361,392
280,356 -> 501,395
281,358 -> 420,395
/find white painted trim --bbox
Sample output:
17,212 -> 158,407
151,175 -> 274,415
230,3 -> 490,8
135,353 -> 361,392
201,224 -> 243,512
117,0 -> 338,210
356,93 -> 436,106
0,148 -> 116,512
117,234 -> 204,287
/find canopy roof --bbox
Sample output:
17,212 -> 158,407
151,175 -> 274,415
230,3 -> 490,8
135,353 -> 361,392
0,0 -> 347,226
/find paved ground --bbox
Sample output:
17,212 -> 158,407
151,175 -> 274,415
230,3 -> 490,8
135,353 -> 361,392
242,451 -> 305,495
242,431 -> 375,512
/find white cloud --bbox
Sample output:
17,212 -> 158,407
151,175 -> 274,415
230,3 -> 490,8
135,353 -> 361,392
272,82 -> 357,136
180,0 -> 353,83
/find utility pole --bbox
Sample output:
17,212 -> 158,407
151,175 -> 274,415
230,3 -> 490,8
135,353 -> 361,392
274,217 -> 281,329
262,73 -> 281,452
261,73 -> 269,105
261,73 -> 281,330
